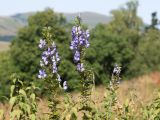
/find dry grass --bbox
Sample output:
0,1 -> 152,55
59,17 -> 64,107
0,41 -> 10,52
1,72 -> 160,119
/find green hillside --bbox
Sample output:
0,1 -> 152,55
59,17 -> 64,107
63,12 -> 112,27
0,11 -> 111,41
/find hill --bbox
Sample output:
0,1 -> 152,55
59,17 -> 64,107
0,11 -> 111,41
63,12 -> 112,28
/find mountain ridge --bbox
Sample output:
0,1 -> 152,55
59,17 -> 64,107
0,11 -> 111,41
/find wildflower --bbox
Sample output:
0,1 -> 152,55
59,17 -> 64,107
42,55 -> 48,65
55,52 -> 60,62
52,62 -> 57,73
39,39 -> 46,49
74,51 -> 80,62
63,81 -> 68,90
113,64 -> 121,75
39,39 -> 61,78
70,16 -> 90,74
70,26 -> 90,50
112,64 -> 121,84
38,69 -> 47,79
77,63 -> 85,72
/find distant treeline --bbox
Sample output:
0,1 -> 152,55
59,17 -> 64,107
0,35 -> 15,42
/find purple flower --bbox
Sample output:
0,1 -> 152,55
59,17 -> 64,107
63,81 -> 68,90
72,26 -> 82,36
56,52 -> 60,62
70,25 -> 90,53
38,69 -> 47,79
77,63 -> 85,72
52,62 -> 57,73
113,64 -> 121,75
42,51 -> 49,56
38,37 -> 64,90
42,55 -> 48,65
39,39 -> 46,49
47,47 -> 51,56
79,36 -> 85,45
85,40 -> 90,48
70,40 -> 78,50
74,51 -> 80,62
50,48 -> 56,55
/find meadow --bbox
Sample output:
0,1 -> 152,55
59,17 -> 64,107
0,41 -> 10,52
1,72 -> 160,119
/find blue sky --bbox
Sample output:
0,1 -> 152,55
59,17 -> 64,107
0,0 -> 160,24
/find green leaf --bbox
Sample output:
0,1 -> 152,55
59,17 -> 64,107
9,96 -> 17,107
10,85 -> 15,97
10,109 -> 21,120
19,89 -> 27,97
30,114 -> 36,120
30,93 -> 36,101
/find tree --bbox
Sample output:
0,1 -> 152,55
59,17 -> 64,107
86,0 -> 143,84
0,52 -> 16,100
138,29 -> 160,72
10,9 -> 80,92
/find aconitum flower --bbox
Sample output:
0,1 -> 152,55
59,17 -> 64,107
70,26 -> 90,51
112,64 -> 121,84
77,63 -> 85,72
113,64 -> 121,75
52,62 -> 57,73
70,16 -> 90,73
38,69 -> 47,79
74,51 -> 80,62
42,55 -> 48,65
39,39 -> 46,49
63,81 -> 68,90
39,41 -> 61,77
55,52 -> 60,62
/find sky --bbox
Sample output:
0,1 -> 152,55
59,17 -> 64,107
0,0 -> 160,24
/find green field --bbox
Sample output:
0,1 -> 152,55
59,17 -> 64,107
0,41 -> 10,52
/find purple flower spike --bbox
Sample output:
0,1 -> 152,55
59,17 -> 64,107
39,39 -> 46,49
38,69 -> 47,79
